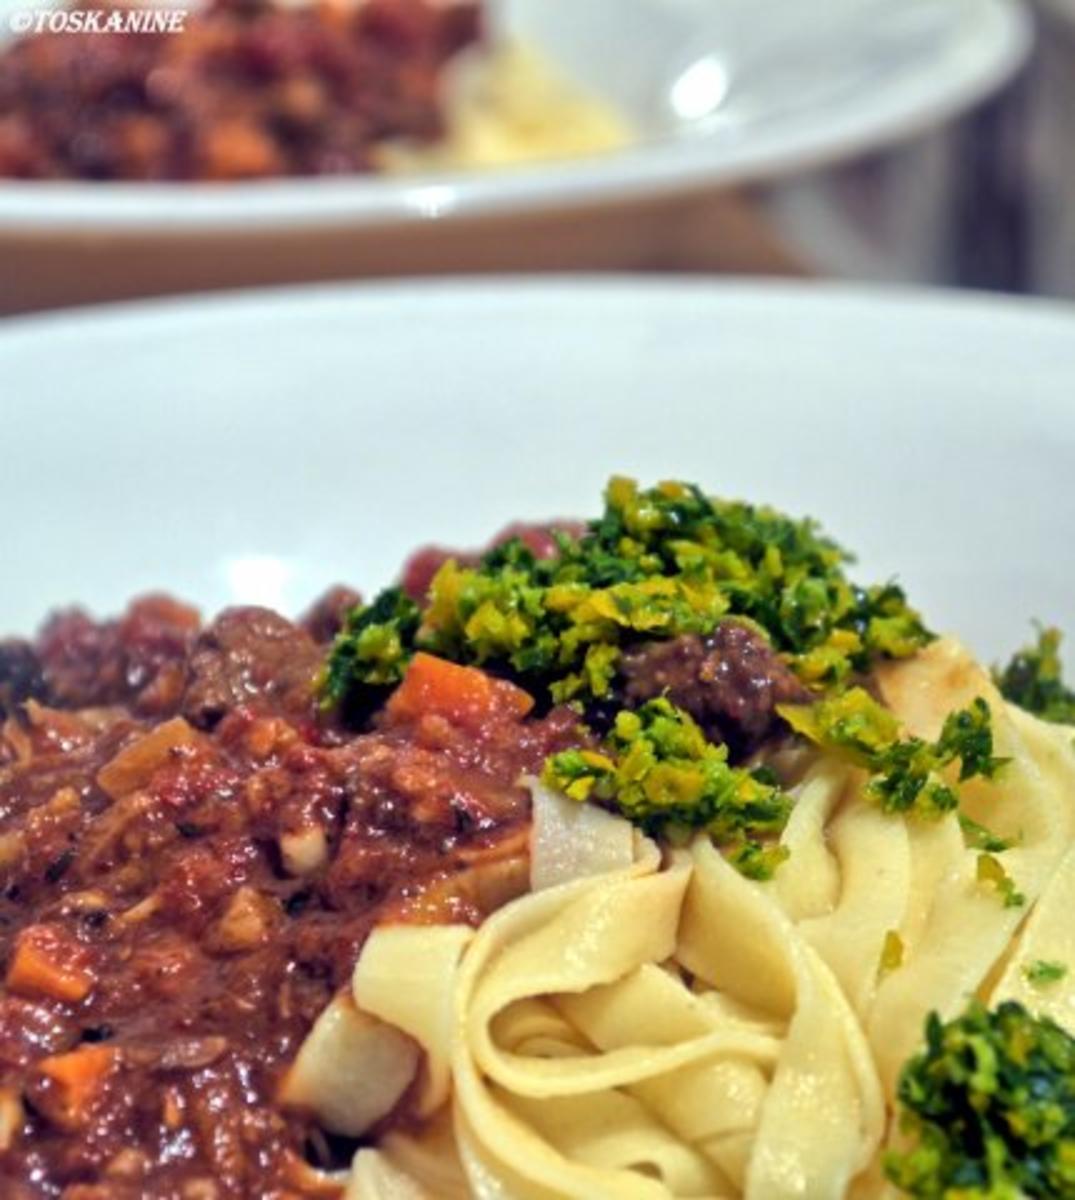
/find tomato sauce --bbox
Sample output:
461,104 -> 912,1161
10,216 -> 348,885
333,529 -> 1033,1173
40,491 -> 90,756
0,596 -> 577,1197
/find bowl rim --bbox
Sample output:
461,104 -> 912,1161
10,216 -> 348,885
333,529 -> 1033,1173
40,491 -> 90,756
3,271 -> 1074,343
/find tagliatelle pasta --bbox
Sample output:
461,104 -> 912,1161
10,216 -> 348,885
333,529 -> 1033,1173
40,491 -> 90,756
866,641 -> 1075,1094
337,638 -> 1075,1200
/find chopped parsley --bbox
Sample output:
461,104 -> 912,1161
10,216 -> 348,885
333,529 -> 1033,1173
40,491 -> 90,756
322,477 -> 932,712
996,626 -> 1075,726
542,698 -> 791,879
778,689 -> 1007,820
958,812 -> 1016,854
977,853 -> 1025,909
1024,960 -> 1068,989
885,1001 -> 1075,1199
321,586 -> 420,703
880,930 -> 905,976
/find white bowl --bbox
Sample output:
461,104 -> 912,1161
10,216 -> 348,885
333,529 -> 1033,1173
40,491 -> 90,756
2,276 -> 1072,677
0,0 -> 1031,309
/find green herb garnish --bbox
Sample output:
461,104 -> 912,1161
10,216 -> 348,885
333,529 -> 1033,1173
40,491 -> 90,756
322,477 -> 932,712
996,626 -> 1075,726
542,698 -> 791,878
885,1001 -> 1075,1199
320,586 -> 420,703
1024,960 -> 1068,989
778,689 -> 1007,820
958,813 -> 1016,853
977,853 -> 1025,909
880,929 -> 905,977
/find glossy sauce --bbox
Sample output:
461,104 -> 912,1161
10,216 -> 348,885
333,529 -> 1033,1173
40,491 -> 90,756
0,597 -> 577,1198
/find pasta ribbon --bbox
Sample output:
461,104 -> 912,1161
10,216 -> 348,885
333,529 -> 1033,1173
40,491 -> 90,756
334,637 -> 1075,1199
868,640 -> 1075,1092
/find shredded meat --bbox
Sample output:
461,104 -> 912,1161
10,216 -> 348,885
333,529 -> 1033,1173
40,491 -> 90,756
620,622 -> 811,754
35,596 -> 199,717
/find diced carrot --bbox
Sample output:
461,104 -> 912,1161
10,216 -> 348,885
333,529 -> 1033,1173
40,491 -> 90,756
6,924 -> 95,1003
34,1045 -> 117,1129
386,653 -> 534,729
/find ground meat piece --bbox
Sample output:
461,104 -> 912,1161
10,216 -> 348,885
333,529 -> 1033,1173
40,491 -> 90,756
181,607 -> 323,729
300,586 -> 363,644
620,621 -> 812,755
0,641 -> 46,715
35,596 -> 200,716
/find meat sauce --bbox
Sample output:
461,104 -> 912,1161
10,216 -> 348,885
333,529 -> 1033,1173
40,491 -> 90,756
0,520 -> 809,1198
0,0 -> 481,181
0,593 -> 578,1198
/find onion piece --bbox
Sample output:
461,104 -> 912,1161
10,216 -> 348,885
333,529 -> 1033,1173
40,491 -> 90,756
528,776 -> 636,892
279,826 -> 329,877
345,1149 -> 429,1200
97,717 -> 198,799
278,994 -> 419,1137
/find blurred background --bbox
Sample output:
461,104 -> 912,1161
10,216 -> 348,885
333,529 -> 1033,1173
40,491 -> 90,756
0,0 -> 1072,311
764,0 -> 1073,295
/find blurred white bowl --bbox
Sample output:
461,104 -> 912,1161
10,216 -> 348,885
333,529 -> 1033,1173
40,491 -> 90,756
0,0 -> 1030,310
2,276 -> 1072,677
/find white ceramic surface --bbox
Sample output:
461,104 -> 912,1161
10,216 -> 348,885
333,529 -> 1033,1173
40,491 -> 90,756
2,278 -> 1072,679
0,0 -> 1032,233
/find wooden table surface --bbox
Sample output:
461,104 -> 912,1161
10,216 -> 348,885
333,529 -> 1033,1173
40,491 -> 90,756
0,187 -> 808,315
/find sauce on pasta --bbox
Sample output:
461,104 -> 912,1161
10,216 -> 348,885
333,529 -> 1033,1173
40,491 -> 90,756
2,488 -> 1073,1200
